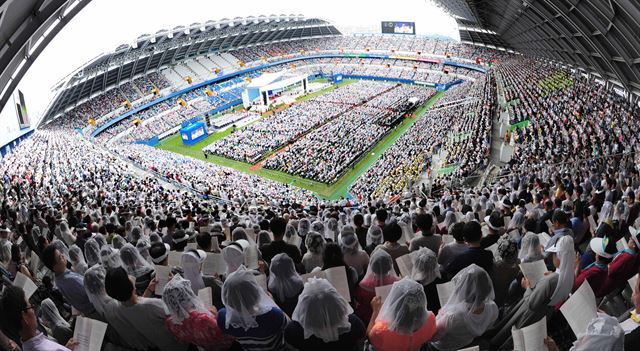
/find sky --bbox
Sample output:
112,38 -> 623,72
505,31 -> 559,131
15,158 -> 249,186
0,0 -> 457,142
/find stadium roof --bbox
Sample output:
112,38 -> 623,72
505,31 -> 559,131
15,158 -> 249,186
39,15 -> 340,126
0,0 -> 90,118
433,0 -> 640,97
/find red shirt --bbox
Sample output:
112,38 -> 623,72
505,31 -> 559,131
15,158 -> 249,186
602,251 -> 640,295
574,263 -> 608,298
165,311 -> 235,351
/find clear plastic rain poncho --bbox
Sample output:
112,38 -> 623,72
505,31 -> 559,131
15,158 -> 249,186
268,253 -> 304,302
339,233 -> 361,255
375,278 -> 429,334
298,219 -> 310,237
291,278 -> 353,342
361,249 -> 397,287
547,235 -> 576,306
112,235 -> 127,250
94,234 -> 107,248
162,274 -> 209,324
58,221 -> 76,247
518,232 -> 543,263
222,243 -> 245,276
182,250 -> 206,293
409,247 -> 441,285
305,232 -> 325,254
136,238 -> 152,264
366,225 -> 383,247
257,231 -> 272,247
100,246 -> 123,270
284,224 -> 299,246
325,218 -> 339,241
221,266 -> 278,331
129,226 -> 142,244
570,315 -> 624,351
311,221 -> 325,236
39,298 -> 70,330
440,263 -> 495,313
69,245 -> 88,275
84,239 -> 101,267
120,243 -> 153,278
83,265 -> 112,315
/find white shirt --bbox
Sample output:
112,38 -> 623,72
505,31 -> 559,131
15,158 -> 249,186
21,332 -> 70,351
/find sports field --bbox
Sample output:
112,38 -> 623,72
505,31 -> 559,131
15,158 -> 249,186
157,80 -> 444,200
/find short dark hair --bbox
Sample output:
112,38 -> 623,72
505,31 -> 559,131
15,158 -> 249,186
375,209 -> 388,223
462,221 -> 482,243
269,217 -> 287,237
415,213 -> 433,235
196,232 -> 212,250
449,222 -> 466,242
149,242 -> 168,263
552,209 -> 569,226
105,267 -> 134,302
42,245 -> 58,271
0,285 -> 28,337
353,214 -> 364,227
383,222 -> 402,243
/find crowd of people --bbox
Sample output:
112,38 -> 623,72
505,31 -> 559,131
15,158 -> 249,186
2,132 -> 640,350
349,74 -> 495,200
204,81 -> 393,164
263,83 -> 432,183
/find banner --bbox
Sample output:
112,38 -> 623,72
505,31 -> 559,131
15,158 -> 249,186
510,119 -> 530,131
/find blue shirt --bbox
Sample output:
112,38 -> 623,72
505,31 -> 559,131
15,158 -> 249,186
217,307 -> 287,351
54,270 -> 95,315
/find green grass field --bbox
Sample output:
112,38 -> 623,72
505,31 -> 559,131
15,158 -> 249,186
157,84 -> 444,200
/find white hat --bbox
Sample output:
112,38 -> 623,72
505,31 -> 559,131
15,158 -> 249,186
589,237 -> 613,259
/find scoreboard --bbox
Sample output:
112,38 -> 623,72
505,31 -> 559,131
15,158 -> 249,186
381,21 -> 416,35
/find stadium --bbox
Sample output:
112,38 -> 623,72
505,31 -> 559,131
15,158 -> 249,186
0,0 -> 640,350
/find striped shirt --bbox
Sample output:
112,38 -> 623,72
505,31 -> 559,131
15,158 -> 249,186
217,307 -> 287,351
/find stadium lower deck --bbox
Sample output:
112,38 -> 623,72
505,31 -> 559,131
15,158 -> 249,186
157,79 -> 445,200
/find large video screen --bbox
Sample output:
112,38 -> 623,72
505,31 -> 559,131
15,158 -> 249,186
381,21 -> 415,35
13,90 -> 30,129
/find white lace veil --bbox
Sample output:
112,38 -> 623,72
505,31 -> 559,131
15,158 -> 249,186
268,253 -> 304,302
375,278 -> 428,335
291,278 -> 353,342
119,243 -> 153,278
39,298 -> 70,329
162,274 -> 209,324
221,266 -> 278,331
409,247 -> 441,285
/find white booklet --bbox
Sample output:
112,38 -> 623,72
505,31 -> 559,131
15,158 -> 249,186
616,237 -> 629,252
512,317 -> 548,351
168,251 -> 183,268
519,260 -> 547,288
436,281 -> 454,307
629,273 -> 638,292
588,216 -> 597,233
375,284 -> 394,304
457,347 -> 479,351
301,266 -> 351,301
255,273 -> 268,292
13,272 -> 38,299
73,316 -> 108,351
560,281 -> 597,338
486,243 -> 499,259
395,253 -> 414,277
441,234 -> 454,245
538,232 -> 551,247
244,245 -> 259,270
154,265 -> 172,296
197,287 -> 212,309
203,253 -> 226,276
185,243 -> 198,251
